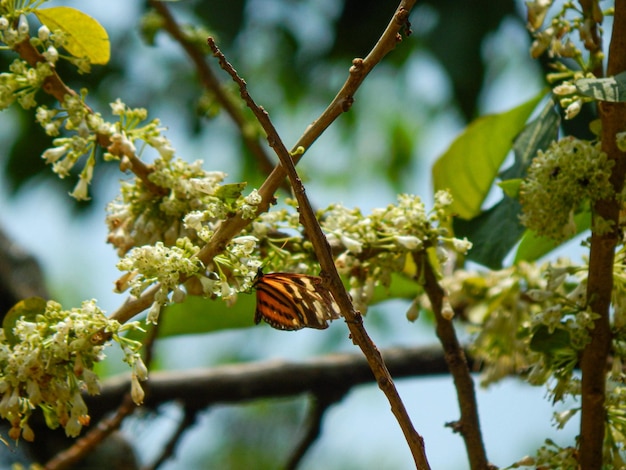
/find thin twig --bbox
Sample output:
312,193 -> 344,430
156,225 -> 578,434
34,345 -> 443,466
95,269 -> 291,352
43,394 -> 137,470
147,0 -> 284,185
420,254 -> 490,470
285,394 -> 344,470
144,405 -> 198,470
108,0 -> 418,327
207,30 -> 430,469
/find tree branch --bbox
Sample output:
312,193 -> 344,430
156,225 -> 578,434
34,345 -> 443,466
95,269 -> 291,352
147,0 -> 283,185
108,0 -> 418,329
580,1 -> 626,468
420,255 -> 490,470
207,11 -> 430,464
84,345 -> 464,419
285,394 -> 343,470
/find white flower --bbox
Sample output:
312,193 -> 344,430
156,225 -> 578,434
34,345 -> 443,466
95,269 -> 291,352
553,82 -> 577,95
441,297 -> 455,320
341,235 -> 363,254
38,25 -> 50,41
110,99 -> 126,115
244,189 -> 262,205
43,46 -> 59,63
41,145 -> 69,164
452,237 -> 472,254
69,177 -> 90,201
395,235 -> 421,250
564,99 -> 582,120
131,373 -> 145,405
147,301 -> 162,324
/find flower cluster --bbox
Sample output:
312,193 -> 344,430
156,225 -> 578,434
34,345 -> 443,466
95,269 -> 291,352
37,92 -> 114,200
526,0 -> 604,60
0,10 -> 33,49
525,0 -> 608,119
519,137 -> 614,241
249,191 -> 470,313
0,57 -> 52,110
425,260 -> 590,390
106,156 -> 262,257
511,440 -> 579,470
108,149 -> 265,319
0,299 -> 144,441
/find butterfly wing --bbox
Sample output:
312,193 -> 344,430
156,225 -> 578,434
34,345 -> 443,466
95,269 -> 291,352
254,273 -> 340,330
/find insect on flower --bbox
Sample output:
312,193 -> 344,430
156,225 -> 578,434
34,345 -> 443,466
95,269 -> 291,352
253,269 -> 341,330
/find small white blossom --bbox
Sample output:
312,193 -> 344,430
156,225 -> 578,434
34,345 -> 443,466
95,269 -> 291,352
553,82 -> 577,95
341,234 -> 363,254
43,46 -> 59,64
395,235 -> 421,250
69,177 -> 90,201
245,189 -> 262,205
452,237 -> 472,254
38,25 -> 50,41
42,145 -> 69,163
130,374 -> 145,405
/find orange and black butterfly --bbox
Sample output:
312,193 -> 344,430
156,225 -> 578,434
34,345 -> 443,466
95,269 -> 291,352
253,270 -> 341,330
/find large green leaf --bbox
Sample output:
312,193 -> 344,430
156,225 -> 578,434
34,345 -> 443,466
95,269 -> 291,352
453,99 -> 560,268
454,197 -> 524,269
35,7 -> 110,65
158,294 -> 255,336
433,91 -> 546,219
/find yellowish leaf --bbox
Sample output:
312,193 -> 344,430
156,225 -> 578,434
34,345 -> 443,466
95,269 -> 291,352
35,7 -> 110,65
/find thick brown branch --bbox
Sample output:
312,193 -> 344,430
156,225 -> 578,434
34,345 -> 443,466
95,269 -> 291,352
580,1 -> 626,468
84,345 -> 461,419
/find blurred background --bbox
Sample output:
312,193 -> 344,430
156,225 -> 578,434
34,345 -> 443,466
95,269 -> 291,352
0,0 -> 582,468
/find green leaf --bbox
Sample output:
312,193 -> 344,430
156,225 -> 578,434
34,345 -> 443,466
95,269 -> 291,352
498,179 -> 522,198
433,90 -> 546,219
35,7 -> 110,65
529,324 -> 571,354
500,99 -> 561,181
2,297 -> 47,346
575,71 -> 626,102
454,197 -> 524,269
452,99 -> 560,268
514,210 -> 591,264
214,182 -> 247,202
160,294 -> 256,336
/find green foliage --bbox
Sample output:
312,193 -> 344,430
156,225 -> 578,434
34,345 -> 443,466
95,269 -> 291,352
34,7 -> 110,65
433,91 -> 544,220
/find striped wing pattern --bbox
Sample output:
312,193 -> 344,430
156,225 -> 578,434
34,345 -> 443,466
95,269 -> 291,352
253,272 -> 341,330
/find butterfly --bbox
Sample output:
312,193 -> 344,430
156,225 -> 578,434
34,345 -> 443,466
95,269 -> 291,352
253,270 -> 341,330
